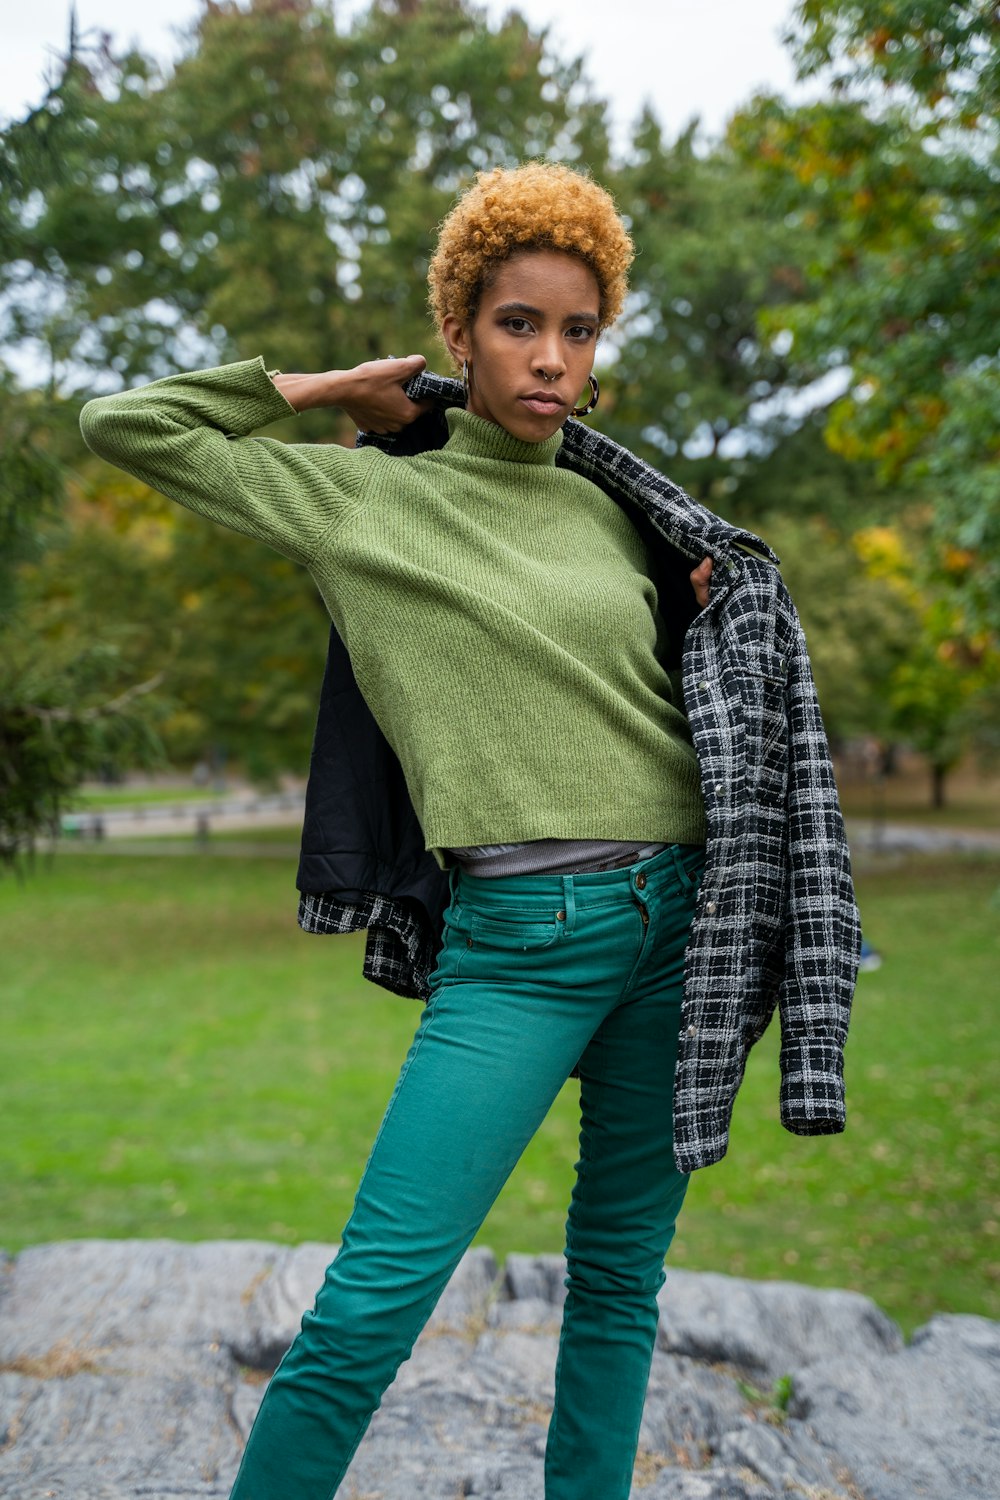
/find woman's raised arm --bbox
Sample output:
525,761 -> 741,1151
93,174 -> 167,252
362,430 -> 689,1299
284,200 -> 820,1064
80,355 -> 428,567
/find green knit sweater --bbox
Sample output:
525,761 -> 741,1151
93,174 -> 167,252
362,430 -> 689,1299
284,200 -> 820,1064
80,356 -> 706,868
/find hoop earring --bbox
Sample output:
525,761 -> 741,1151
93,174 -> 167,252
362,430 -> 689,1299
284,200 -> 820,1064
462,359 -> 471,402
571,373 -> 600,419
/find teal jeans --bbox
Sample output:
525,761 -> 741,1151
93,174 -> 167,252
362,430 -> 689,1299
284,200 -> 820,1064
229,841 -> 705,1500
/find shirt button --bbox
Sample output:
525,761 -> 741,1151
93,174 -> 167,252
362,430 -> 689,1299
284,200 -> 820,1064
687,1024 -> 698,1037
698,679 -> 710,690
714,783 -> 722,793
635,872 -> 647,890
705,900 -> 718,914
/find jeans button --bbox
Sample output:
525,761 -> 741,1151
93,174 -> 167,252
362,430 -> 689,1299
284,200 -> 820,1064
635,871 -> 647,890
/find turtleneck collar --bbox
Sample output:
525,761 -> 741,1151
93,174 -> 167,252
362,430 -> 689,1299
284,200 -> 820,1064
443,406 -> 564,467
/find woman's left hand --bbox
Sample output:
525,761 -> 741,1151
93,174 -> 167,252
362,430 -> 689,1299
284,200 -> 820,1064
690,556 -> 713,609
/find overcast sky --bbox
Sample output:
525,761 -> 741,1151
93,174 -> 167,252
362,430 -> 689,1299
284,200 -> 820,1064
2,0 -> 814,150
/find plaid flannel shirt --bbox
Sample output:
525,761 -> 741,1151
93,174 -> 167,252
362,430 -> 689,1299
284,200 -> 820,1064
298,372 -> 861,1172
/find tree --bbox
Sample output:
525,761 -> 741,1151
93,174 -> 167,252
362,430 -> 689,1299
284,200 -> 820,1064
0,384 -> 162,862
852,520 -> 1000,808
727,0 -> 1000,632
606,110 -> 827,507
748,508 -> 916,747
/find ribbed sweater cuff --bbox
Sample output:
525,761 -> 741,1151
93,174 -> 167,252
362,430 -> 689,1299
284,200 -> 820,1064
220,356 -> 299,433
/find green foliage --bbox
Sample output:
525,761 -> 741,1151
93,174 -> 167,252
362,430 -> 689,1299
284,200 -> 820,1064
0,634 -> 163,863
748,510 -> 916,743
0,387 -> 166,862
729,1 -> 1000,633
850,516 -> 1000,802
788,0 -> 1000,123
607,111 -> 824,501
0,383 -> 66,609
15,470 -> 329,780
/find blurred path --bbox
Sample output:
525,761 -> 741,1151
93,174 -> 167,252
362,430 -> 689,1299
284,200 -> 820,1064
846,818 -> 1000,855
41,806 -> 1000,859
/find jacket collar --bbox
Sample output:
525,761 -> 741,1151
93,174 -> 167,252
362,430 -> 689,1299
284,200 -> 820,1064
357,369 -> 780,568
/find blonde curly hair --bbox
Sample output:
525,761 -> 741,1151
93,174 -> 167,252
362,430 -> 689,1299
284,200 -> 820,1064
427,161 -> 633,337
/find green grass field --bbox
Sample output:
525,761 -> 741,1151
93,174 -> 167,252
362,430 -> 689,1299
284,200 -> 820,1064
2,848 -> 998,1337
70,786 -> 226,811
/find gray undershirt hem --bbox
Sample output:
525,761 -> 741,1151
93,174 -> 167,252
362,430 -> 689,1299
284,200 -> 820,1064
446,838 -> 671,879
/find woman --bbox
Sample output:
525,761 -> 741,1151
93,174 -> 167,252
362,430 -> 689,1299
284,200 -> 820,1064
81,162 -> 858,1500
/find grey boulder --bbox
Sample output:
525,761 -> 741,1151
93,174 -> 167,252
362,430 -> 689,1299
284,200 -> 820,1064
1,1240 -> 996,1500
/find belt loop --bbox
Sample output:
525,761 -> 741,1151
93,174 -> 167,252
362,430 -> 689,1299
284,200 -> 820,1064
670,843 -> 694,896
561,874 -> 577,935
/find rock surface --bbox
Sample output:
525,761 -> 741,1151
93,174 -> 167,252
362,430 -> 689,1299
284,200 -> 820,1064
1,1240 -> 996,1499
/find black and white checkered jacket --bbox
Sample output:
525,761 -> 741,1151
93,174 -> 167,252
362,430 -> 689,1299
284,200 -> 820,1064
297,371 -> 861,1173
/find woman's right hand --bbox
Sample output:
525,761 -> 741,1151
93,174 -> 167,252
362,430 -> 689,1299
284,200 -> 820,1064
271,355 -> 433,432
338,355 -> 433,434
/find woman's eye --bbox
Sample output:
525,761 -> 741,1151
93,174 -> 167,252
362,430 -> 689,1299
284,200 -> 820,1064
568,325 -> 595,342
505,317 -> 532,333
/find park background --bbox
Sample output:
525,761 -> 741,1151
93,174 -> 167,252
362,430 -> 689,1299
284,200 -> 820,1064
1,0 -> 998,1340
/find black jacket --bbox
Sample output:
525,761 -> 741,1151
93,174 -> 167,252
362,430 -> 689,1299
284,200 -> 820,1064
296,371 -> 860,1172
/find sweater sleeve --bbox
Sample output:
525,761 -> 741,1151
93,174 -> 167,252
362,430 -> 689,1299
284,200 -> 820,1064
79,356 -> 371,567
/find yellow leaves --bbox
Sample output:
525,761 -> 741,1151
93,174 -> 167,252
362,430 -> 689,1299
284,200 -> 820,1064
870,404 -> 929,476
853,523 -> 1000,698
853,522 -> 925,611
942,545 -> 975,576
826,398 -> 870,462
854,524 -> 910,578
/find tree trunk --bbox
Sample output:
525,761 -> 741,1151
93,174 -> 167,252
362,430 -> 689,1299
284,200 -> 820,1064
931,762 -> 947,810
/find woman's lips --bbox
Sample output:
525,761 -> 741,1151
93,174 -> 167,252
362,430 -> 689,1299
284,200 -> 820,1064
519,394 -> 565,414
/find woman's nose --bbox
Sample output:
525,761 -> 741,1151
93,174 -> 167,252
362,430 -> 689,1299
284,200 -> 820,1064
533,343 -> 565,379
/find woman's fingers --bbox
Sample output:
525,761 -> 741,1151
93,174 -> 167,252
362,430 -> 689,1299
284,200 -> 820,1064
690,556 -> 713,608
341,354 -> 433,432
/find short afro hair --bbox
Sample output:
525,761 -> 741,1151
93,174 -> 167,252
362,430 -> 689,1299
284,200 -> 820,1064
427,161 -> 633,336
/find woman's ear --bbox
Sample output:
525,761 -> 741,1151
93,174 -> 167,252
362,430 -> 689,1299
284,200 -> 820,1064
440,314 -> 470,370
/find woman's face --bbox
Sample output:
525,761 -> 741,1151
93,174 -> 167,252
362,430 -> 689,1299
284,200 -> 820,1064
441,249 -> 601,443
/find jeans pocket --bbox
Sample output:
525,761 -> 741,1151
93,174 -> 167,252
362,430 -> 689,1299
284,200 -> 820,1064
467,904 -> 563,953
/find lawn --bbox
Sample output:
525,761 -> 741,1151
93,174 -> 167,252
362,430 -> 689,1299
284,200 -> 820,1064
2,847 -> 998,1337
70,785 -> 226,811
